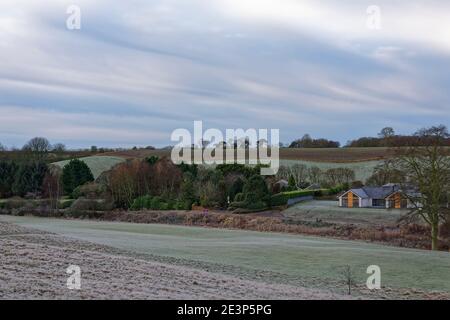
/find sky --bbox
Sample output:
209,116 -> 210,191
0,0 -> 449,148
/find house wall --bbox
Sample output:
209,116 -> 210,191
348,192 -> 353,208
361,198 -> 371,207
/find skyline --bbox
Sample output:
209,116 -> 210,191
1,0 -> 450,148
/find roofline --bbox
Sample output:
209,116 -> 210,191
339,190 -> 365,199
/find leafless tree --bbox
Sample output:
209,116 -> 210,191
340,265 -> 356,295
393,125 -> 450,250
23,137 -> 51,159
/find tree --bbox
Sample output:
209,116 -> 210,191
393,125 -> 450,250
227,177 -> 244,202
180,172 -> 196,209
232,175 -> 270,210
340,265 -> 356,295
12,161 -> 48,196
0,142 -> 5,151
0,160 -> 18,198
288,175 -> 296,188
23,137 -> 51,159
378,127 -> 395,139
366,160 -> 405,186
289,134 -> 340,148
42,169 -> 62,209
289,164 -> 308,188
307,166 -> 323,185
108,160 -> 147,208
52,143 -> 66,153
62,159 -> 94,195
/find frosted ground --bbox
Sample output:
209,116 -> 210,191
1,215 -> 449,299
0,220 -> 347,299
52,156 -> 125,179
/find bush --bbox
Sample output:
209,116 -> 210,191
58,199 -> 75,209
71,182 -> 106,199
67,198 -> 113,213
270,189 -> 329,206
130,195 -> 181,211
130,195 -> 152,210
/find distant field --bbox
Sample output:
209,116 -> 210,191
1,215 -> 449,297
102,147 -> 392,163
52,156 -> 125,179
280,159 -> 381,182
101,148 -> 383,182
283,200 -> 406,226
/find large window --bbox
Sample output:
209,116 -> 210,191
372,199 -> 386,207
352,198 -> 359,208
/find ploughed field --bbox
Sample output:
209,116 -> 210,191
1,215 -> 449,299
102,147 -> 392,162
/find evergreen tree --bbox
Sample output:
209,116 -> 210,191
62,159 -> 94,195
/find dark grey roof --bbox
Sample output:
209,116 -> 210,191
349,188 -> 369,198
347,184 -> 401,199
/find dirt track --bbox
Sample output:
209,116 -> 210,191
0,221 -> 348,300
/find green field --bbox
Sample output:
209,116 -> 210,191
283,200 -> 406,226
280,159 -> 381,182
1,215 -> 449,294
52,156 -> 125,179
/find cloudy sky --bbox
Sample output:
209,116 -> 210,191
1,0 -> 449,148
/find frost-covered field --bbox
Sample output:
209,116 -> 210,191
0,221 -> 346,300
52,156 -> 125,179
1,216 -> 449,300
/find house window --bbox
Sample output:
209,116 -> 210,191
352,199 -> 359,208
372,199 -> 386,207
342,198 -> 348,207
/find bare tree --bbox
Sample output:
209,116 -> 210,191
308,166 -> 323,185
289,164 -> 308,187
340,265 -> 356,295
23,137 -> 51,159
52,143 -> 66,153
393,125 -> 450,250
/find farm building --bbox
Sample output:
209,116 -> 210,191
338,184 -> 415,209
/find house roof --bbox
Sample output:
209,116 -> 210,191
349,188 -> 369,199
340,184 -> 401,200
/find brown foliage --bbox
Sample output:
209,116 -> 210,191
108,159 -> 151,208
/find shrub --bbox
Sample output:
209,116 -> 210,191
58,199 -> 75,209
270,189 -> 329,206
130,195 -> 152,210
71,182 -> 106,199
66,198 -> 113,213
